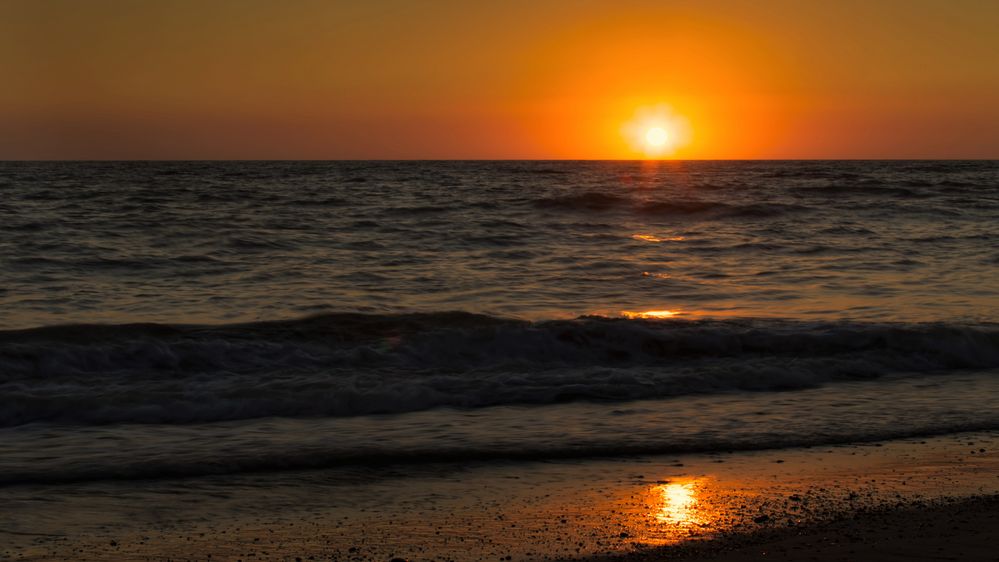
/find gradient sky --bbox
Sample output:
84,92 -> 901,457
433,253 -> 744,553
3,0 -> 998,159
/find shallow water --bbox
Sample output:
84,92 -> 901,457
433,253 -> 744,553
2,370 -> 998,484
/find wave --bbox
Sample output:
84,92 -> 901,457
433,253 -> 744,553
790,184 -> 929,198
639,200 -> 807,218
534,192 -> 809,218
5,420 -> 999,486
1,313 -> 998,427
534,192 -> 627,210
789,179 -> 998,199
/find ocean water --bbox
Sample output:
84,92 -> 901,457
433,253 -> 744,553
1,160 -> 998,485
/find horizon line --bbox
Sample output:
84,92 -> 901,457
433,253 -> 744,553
2,158 -> 997,163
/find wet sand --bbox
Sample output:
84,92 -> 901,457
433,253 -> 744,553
3,432 -> 998,561
589,494 -> 999,561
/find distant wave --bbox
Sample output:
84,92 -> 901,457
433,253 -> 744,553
534,192 -> 809,218
637,200 -> 807,218
2,313 -> 997,427
789,184 -> 929,198
534,192 -> 628,210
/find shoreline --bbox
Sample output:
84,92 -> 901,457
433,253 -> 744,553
4,430 -> 998,561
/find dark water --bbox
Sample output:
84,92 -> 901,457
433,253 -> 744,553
1,160 -> 998,484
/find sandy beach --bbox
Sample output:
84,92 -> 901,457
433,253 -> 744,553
4,431 -> 997,561
590,495 -> 999,562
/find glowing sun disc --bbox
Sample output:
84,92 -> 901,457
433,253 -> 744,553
621,104 -> 691,158
645,127 -> 668,148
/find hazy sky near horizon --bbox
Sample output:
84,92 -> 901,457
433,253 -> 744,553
3,0 -> 998,159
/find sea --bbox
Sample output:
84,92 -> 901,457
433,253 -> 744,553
1,160 -> 997,488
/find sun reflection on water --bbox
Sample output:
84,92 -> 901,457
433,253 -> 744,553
631,233 -> 685,243
621,309 -> 680,319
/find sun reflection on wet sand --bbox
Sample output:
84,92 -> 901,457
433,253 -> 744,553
623,476 -> 726,547
652,480 -> 708,526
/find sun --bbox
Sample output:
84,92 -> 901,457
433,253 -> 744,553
645,127 -> 668,149
622,104 -> 691,158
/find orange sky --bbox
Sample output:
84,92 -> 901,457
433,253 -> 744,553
2,0 -> 998,159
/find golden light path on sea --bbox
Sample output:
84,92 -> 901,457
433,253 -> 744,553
621,309 -> 681,319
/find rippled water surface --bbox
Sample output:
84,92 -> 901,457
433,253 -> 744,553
1,160 -> 998,485
2,160 -> 997,327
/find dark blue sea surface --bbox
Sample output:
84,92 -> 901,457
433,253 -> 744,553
1,160 -> 997,484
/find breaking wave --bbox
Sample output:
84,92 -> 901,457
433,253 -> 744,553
2,313 -> 997,427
